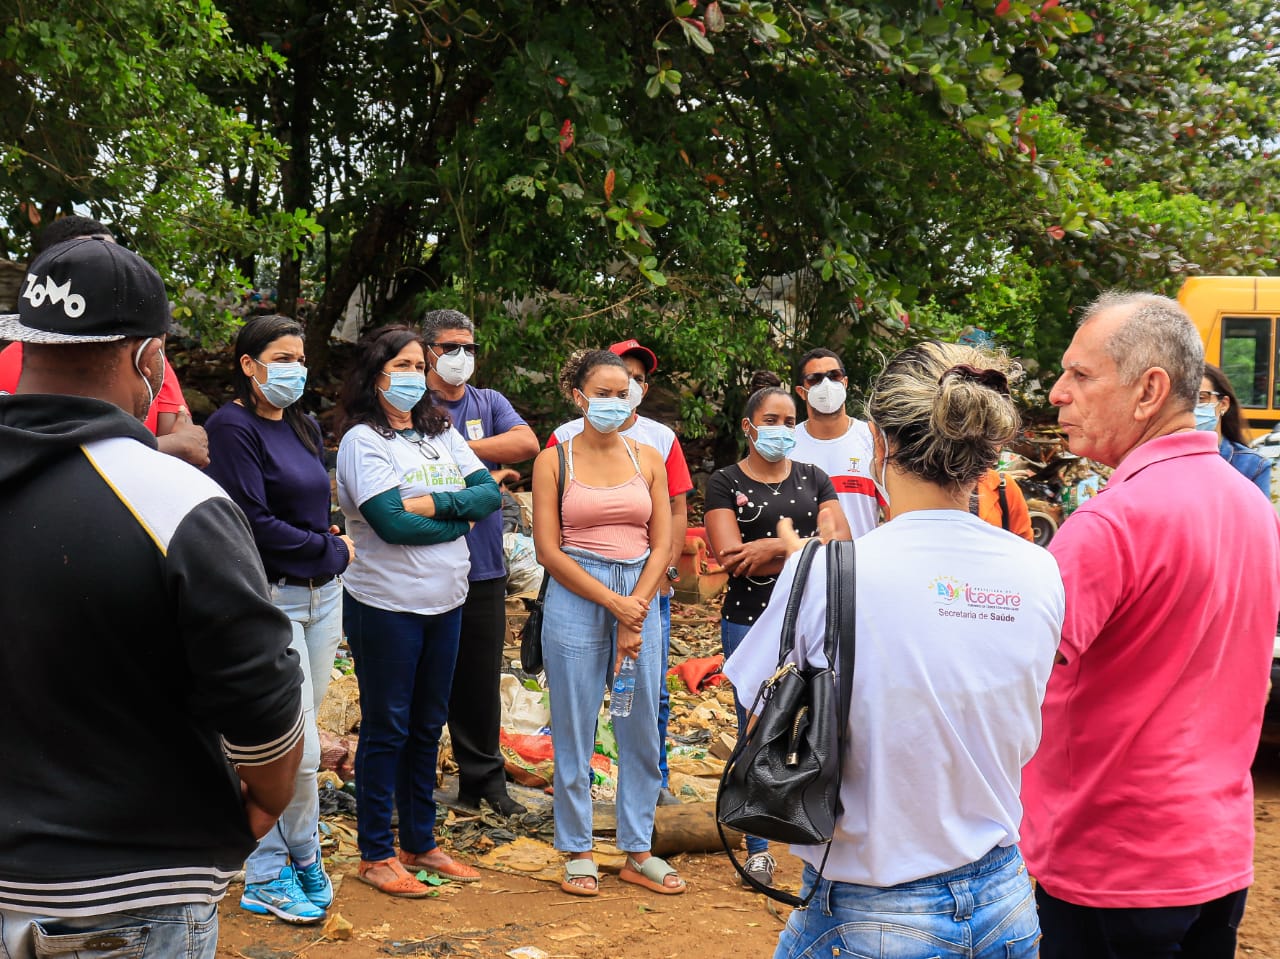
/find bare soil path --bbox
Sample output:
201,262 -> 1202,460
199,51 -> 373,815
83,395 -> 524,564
219,746 -> 1280,958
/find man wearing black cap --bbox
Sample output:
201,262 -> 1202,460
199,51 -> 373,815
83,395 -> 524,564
0,238 -> 304,957
0,215 -> 209,467
549,338 -> 692,802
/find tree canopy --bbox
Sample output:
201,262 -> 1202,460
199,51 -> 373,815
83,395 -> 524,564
6,1 -> 1280,428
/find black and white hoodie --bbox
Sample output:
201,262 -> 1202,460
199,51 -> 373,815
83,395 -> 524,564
0,393 -> 303,917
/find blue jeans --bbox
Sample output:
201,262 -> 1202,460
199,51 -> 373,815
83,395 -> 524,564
0,903 -> 218,958
774,845 -> 1039,959
343,591 -> 463,862
721,618 -> 767,855
245,579 -> 343,884
657,591 -> 672,788
543,547 -> 662,853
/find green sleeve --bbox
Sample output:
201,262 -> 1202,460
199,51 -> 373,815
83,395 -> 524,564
359,487 -> 470,545
429,468 -> 502,522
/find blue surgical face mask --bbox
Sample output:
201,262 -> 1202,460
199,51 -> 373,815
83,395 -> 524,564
380,371 -> 427,413
255,360 -> 307,409
1193,402 -> 1220,432
748,423 -> 796,462
577,391 -> 631,434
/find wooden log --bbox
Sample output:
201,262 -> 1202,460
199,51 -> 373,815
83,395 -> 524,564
592,800 -> 743,856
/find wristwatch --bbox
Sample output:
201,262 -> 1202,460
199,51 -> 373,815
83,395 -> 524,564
666,566 -> 680,582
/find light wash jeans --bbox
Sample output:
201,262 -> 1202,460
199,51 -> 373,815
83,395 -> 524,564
244,579 -> 343,884
773,845 -> 1039,959
721,617 -> 767,856
0,902 -> 218,958
543,547 -> 662,853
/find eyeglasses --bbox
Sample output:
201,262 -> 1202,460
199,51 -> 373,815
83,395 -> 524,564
399,430 -> 440,460
1198,390 -> 1222,404
431,343 -> 478,357
801,369 -> 846,387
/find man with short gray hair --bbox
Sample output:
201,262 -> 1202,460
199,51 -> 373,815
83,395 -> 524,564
422,308 -> 540,816
1021,292 -> 1280,957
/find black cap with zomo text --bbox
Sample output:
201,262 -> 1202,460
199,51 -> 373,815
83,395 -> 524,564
0,237 -> 170,344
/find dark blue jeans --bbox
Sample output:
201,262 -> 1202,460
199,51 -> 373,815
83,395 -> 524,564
343,591 -> 462,862
1036,885 -> 1247,959
657,591 -> 672,788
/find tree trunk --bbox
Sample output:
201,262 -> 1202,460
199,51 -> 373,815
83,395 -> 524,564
276,14 -> 323,319
304,70 -> 494,373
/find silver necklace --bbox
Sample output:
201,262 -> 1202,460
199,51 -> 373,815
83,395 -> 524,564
741,462 -> 791,497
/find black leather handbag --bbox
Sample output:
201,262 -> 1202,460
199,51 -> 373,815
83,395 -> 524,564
519,579 -> 548,674
518,444 -> 565,675
716,537 -> 856,906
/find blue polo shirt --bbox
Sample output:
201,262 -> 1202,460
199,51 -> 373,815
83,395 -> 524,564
436,385 -> 529,581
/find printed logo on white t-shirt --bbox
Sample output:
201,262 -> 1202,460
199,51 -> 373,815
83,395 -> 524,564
930,574 -> 1022,623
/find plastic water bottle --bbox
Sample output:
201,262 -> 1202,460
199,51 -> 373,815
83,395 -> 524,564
610,657 -> 636,718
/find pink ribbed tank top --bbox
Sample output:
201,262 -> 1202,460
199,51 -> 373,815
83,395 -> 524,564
559,437 -> 652,559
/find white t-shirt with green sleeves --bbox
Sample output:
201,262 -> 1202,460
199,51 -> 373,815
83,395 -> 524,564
337,423 -> 485,615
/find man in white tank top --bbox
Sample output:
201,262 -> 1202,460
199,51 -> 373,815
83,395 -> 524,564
790,348 -> 879,538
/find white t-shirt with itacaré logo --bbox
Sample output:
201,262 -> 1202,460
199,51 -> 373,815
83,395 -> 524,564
792,418 -> 880,538
724,509 -> 1064,888
337,423 -> 485,616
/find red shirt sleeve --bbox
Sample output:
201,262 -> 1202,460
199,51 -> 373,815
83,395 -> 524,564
154,357 -> 187,415
0,342 -> 22,393
664,441 -> 693,498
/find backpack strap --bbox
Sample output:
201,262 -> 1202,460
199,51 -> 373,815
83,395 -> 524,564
996,474 -> 1010,531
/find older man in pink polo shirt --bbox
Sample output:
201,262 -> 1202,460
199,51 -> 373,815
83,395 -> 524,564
1021,292 -> 1280,958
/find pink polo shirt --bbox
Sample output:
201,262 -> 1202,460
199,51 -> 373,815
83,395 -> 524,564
1021,430 -> 1280,908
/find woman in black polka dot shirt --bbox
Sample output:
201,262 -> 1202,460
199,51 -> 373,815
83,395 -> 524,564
703,371 -> 849,886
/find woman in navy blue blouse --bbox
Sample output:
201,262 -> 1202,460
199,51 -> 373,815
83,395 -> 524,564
205,314 -> 354,925
1198,363 -> 1272,500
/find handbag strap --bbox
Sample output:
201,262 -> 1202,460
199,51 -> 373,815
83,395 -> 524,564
715,537 -> 856,910
777,537 -> 822,663
531,446 -> 568,605
824,539 -> 855,817
556,442 -> 566,518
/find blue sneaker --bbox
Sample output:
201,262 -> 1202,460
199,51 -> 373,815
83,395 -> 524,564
295,859 -> 334,909
240,866 -> 326,923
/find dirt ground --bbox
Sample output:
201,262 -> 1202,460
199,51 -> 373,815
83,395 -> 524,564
215,745 -> 1280,959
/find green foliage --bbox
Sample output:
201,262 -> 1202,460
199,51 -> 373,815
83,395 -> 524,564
6,0 -> 1280,434
0,1 -> 314,334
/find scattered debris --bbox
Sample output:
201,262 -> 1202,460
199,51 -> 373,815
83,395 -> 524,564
320,911 -> 353,941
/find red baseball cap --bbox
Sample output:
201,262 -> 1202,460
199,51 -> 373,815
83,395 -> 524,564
609,338 -> 657,374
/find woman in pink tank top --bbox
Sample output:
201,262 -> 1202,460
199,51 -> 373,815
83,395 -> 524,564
531,350 -> 681,898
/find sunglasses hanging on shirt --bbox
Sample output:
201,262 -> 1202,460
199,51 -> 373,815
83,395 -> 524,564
398,429 -> 440,460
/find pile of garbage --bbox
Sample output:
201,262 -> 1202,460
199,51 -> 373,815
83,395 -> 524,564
312,597 -> 744,872
1001,429 -> 1112,546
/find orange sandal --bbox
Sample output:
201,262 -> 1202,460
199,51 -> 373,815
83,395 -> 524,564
358,857 -> 433,898
397,848 -> 481,882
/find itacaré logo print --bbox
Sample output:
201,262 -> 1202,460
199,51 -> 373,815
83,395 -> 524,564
929,574 -> 1021,622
